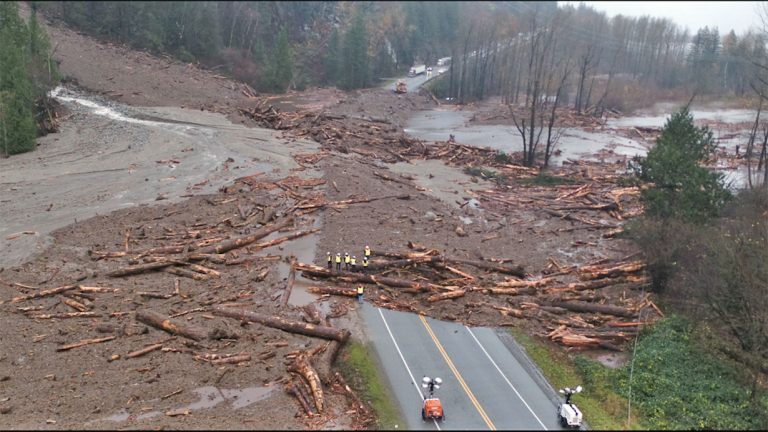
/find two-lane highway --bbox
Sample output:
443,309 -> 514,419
361,305 -> 565,430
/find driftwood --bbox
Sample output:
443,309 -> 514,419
211,353 -> 251,365
197,216 -> 294,254
11,285 -> 77,303
31,311 -> 101,319
107,261 -> 176,277
281,256 -> 297,307
444,258 -> 526,277
135,310 -> 208,341
57,336 -> 116,351
296,262 -> 437,291
578,261 -> 646,280
127,343 -> 164,358
427,289 -> 467,302
301,304 -> 323,324
288,353 -> 324,413
286,381 -> 315,416
307,286 -> 357,297
296,194 -> 411,211
546,301 -> 637,318
212,307 -> 350,342
164,266 -> 210,281
253,228 -> 320,251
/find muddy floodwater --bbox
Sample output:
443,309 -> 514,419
0,86 -> 320,269
404,104 -> 760,189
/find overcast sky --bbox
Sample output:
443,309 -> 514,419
560,1 -> 765,35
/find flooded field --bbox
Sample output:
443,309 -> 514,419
404,103 -> 761,189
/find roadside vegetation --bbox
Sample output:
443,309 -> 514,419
512,316 -> 768,430
0,2 -> 59,156
338,341 -> 404,430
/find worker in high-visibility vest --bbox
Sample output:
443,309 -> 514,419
335,253 -> 342,271
362,256 -> 369,273
350,256 -> 357,272
327,252 -> 332,270
344,252 -> 351,271
356,285 -> 365,304
364,245 -> 371,259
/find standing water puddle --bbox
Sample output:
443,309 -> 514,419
258,214 -> 323,308
405,105 -> 759,189
89,385 -> 275,424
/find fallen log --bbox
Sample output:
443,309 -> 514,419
211,353 -> 251,365
212,307 -> 350,342
164,266 -> 210,281
369,256 -> 443,271
496,276 -> 557,288
544,276 -> 649,294
296,262 -> 437,291
427,289 -> 467,302
127,343 -> 164,358
546,301 -> 637,318
57,336 -> 115,351
296,194 -> 411,211
62,298 -> 89,312
198,216 -> 294,254
281,257 -> 297,307
11,285 -> 77,303
301,303 -> 323,324
106,261 -> 175,277
286,381 -> 315,417
288,353 -> 324,413
443,258 -> 526,277
30,311 -> 101,319
252,228 -> 320,251
135,310 -> 208,341
307,286 -> 357,297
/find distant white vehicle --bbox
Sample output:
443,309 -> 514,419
409,64 -> 426,76
437,57 -> 452,66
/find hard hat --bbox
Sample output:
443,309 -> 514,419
353,256 -> 356,259
365,245 -> 370,248
336,253 -> 340,256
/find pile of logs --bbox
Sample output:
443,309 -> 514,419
296,241 -> 659,351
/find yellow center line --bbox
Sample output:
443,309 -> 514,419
419,314 -> 496,430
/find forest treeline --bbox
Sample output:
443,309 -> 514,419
36,1 -> 766,101
0,2 -> 58,156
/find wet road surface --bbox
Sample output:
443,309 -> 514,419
361,305 -> 564,430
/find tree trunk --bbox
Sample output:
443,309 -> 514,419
198,216 -> 294,254
135,309 -> 208,341
212,307 -> 350,342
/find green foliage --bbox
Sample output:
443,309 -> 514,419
340,12 -> 370,90
0,2 -> 38,156
339,341 -> 404,430
519,172 -> 579,186
263,28 -> 292,93
508,328 -> 639,430
464,166 -> 508,185
635,107 -> 730,223
323,28 -> 341,86
608,317 -> 768,430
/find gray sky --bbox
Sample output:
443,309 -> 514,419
560,1 -> 764,35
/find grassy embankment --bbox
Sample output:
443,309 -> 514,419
510,316 -> 768,430
339,341 -> 405,429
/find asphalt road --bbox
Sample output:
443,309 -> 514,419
386,67 -> 448,93
361,304 -> 567,430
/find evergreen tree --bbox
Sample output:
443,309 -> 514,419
635,107 -> 730,223
323,28 -> 341,86
263,27 -> 292,92
0,2 -> 36,156
340,12 -> 369,90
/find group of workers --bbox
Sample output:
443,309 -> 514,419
326,245 -> 372,304
327,245 -> 371,273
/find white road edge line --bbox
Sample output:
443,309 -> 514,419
466,327 -> 548,430
378,307 -> 441,431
